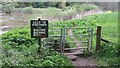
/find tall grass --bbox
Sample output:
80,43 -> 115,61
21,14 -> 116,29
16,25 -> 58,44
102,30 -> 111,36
35,7 -> 77,20
93,12 -> 119,66
22,6 -> 33,13
74,3 -> 100,13
62,9 -> 77,20
40,7 -> 62,20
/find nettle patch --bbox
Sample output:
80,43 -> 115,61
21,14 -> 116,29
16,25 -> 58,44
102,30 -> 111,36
1,27 -> 73,67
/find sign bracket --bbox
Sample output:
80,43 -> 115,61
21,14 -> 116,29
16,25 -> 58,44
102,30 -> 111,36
37,18 -> 41,53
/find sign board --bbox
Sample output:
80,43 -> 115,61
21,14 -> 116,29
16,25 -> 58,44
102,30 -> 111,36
30,20 -> 48,38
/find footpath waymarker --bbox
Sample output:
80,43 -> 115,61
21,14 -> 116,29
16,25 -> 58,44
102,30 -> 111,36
30,18 -> 48,53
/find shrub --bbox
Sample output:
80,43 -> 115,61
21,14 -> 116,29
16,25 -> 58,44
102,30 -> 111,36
2,3 -> 15,14
2,27 -> 36,48
1,26 -> 73,67
2,2 -> 17,14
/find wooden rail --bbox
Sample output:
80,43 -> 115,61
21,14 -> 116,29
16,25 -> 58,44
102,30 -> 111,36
65,41 -> 88,44
65,27 -> 90,29
64,52 -> 83,55
101,38 -> 111,43
48,34 -> 89,37
47,41 -> 88,44
63,47 -> 87,50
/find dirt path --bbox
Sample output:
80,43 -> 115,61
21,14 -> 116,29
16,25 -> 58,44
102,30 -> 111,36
67,28 -> 97,67
71,56 -> 97,67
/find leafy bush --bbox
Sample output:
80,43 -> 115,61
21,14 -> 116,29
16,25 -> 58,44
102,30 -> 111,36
2,2 -> 18,14
2,45 -> 73,67
1,27 -> 73,67
2,3 -> 15,14
2,27 -> 36,48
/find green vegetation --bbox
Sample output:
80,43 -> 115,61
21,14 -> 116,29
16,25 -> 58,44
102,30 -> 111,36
1,2 -> 118,15
48,12 -> 119,66
1,3 -> 119,66
19,3 -> 99,21
1,27 -> 73,67
74,3 -> 99,13
0,1 -> 119,67
2,1 -> 17,13
2,2 -> 100,16
22,6 -> 33,13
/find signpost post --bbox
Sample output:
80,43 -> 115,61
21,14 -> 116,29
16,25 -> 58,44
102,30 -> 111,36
30,18 -> 48,53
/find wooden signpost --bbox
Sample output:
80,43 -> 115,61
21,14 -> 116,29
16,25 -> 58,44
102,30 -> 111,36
30,18 -> 48,53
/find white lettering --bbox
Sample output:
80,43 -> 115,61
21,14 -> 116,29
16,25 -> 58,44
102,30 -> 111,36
33,28 -> 46,36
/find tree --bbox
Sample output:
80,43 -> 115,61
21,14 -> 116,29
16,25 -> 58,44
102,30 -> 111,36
2,0 -> 18,14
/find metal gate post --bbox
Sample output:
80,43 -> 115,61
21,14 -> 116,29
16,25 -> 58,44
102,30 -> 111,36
90,28 -> 93,50
87,34 -> 89,51
87,28 -> 90,51
60,28 -> 63,54
63,26 -> 66,53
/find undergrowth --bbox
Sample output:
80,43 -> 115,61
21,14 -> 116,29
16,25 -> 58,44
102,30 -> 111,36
1,27 -> 73,67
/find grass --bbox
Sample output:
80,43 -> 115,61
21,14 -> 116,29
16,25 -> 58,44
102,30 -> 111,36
91,12 -> 118,66
48,12 -> 119,66
96,12 -> 118,43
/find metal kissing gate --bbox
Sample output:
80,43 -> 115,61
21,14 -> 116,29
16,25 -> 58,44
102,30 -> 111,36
30,19 -> 93,55
43,25 -> 93,55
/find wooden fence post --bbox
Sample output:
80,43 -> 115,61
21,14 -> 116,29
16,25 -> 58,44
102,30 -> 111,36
96,26 -> 101,52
